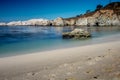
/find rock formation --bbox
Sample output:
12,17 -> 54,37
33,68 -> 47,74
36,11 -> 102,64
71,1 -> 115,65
23,19 -> 51,26
0,2 -> 119,26
62,2 -> 120,26
0,22 -> 6,26
62,28 -> 91,39
53,17 -> 64,26
7,21 -> 22,26
5,19 -> 51,26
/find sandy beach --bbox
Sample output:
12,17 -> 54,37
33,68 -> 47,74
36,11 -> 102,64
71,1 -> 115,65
0,39 -> 120,80
0,0 -> 120,80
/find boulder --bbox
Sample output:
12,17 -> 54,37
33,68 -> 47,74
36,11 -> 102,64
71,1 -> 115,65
62,28 -> 91,39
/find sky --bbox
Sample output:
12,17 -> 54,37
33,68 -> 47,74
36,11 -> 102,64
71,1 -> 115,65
0,0 -> 119,22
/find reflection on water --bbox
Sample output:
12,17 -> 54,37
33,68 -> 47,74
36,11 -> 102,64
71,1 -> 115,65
0,26 -> 120,57
0,26 -> 77,44
0,26 -> 120,43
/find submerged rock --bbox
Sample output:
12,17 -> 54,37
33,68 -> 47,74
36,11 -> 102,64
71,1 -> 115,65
62,28 -> 91,39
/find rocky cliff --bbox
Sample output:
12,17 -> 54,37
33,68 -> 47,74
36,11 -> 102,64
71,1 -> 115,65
0,2 -> 119,26
1,19 -> 51,26
55,2 -> 120,26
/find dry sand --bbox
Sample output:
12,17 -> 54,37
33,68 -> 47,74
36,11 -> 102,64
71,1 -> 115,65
0,40 -> 120,80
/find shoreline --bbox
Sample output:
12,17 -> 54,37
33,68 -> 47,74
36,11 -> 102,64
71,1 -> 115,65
0,33 -> 120,58
0,40 -> 120,80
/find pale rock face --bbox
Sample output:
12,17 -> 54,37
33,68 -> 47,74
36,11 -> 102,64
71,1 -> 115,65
64,19 -> 76,26
26,19 -> 50,26
70,19 -> 76,25
6,19 -> 50,26
111,15 -> 120,25
53,17 -> 64,26
87,17 -> 96,25
2,8 -> 120,26
21,21 -> 31,25
93,10 -> 120,26
64,20 -> 70,26
74,9 -> 120,26
0,22 -> 6,26
76,18 -> 88,25
7,21 -> 22,26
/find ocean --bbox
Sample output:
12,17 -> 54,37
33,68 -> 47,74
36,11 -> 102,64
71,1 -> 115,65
0,26 -> 120,57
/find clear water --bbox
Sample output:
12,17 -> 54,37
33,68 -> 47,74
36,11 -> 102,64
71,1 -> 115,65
0,26 -> 120,57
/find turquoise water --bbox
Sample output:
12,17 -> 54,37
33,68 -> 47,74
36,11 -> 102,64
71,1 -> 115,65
0,26 -> 120,57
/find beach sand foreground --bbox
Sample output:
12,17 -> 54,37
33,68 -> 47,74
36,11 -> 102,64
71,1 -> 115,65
0,41 -> 120,80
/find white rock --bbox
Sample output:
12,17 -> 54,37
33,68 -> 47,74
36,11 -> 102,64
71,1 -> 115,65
76,18 -> 88,25
0,22 -> 6,26
53,17 -> 64,26
7,21 -> 22,26
6,18 -> 51,26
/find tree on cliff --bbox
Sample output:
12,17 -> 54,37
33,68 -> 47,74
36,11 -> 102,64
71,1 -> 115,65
86,10 -> 91,13
95,4 -> 103,11
76,14 -> 83,17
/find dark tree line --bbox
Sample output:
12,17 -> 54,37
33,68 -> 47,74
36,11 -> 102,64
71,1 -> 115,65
95,4 -> 103,11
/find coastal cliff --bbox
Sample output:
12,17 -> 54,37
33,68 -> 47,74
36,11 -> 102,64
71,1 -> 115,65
0,2 -> 120,26
54,2 -> 120,26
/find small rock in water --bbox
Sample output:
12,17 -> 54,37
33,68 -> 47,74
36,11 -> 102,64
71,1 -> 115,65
62,28 -> 91,39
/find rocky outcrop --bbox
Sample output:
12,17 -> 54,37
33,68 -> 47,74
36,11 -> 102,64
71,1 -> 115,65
53,17 -> 64,26
63,2 -> 120,26
64,19 -> 76,26
53,17 -> 76,26
92,9 -> 120,26
62,29 -> 91,39
0,2 -> 119,26
76,18 -> 88,25
0,22 -> 6,26
23,19 -> 51,26
5,19 -> 51,26
7,21 -> 22,26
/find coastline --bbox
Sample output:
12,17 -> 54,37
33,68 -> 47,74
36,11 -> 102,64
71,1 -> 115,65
0,33 -> 120,58
0,39 -> 120,80
0,1 -> 120,80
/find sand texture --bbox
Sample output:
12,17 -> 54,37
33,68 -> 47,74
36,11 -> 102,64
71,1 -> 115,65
0,41 -> 120,80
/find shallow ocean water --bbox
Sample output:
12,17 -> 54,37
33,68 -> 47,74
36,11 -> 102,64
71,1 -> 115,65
0,26 -> 120,57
